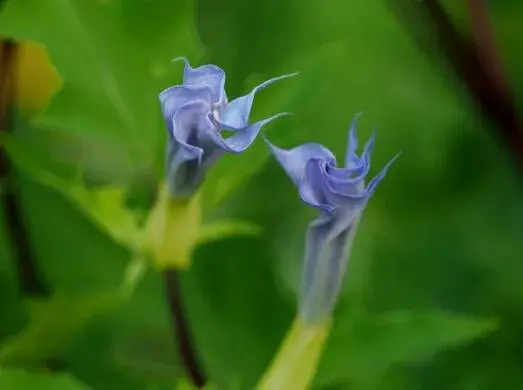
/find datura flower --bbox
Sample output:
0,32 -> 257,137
160,57 -> 298,197
266,115 -> 399,324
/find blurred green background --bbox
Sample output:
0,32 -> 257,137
0,0 -> 522,389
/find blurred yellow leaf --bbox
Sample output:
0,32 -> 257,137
14,41 -> 62,113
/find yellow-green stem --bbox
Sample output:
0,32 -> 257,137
143,183 -> 202,270
257,317 -> 332,390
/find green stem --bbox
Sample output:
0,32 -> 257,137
257,318 -> 332,390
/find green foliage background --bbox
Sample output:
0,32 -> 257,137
0,0 -> 522,389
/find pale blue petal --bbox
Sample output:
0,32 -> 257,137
207,112 -> 288,153
303,160 -> 334,212
166,100 -> 213,195
266,140 -> 336,211
265,140 -> 336,185
170,100 -> 212,147
326,162 -> 367,183
299,213 -> 360,324
159,85 -> 212,131
360,130 -> 376,169
299,216 -> 332,324
365,152 -> 401,194
174,57 -> 226,103
220,72 -> 299,129
321,216 -> 359,319
345,113 -> 362,167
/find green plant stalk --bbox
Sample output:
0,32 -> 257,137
257,317 -> 332,390
143,182 -> 202,270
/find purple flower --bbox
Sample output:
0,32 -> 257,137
159,57 -> 298,197
266,115 -> 399,324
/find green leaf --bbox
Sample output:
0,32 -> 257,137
316,310 -> 497,387
0,0 -> 202,176
0,368 -> 89,390
197,220 -> 263,245
111,327 -> 183,385
182,237 -> 294,389
1,132 -> 143,249
0,292 -> 122,365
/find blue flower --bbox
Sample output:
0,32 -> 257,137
266,115 -> 399,324
159,57 -> 298,197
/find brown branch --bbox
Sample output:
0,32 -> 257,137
163,269 -> 207,388
0,39 -> 48,296
387,0 -> 523,170
466,0 -> 509,96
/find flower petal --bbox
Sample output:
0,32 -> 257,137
207,112 -> 288,154
170,100 -> 212,147
165,100 -> 216,196
326,160 -> 367,182
166,136 -> 203,196
299,213 -> 360,324
174,57 -> 226,103
266,140 -> 337,211
321,214 -> 359,318
220,72 -> 299,129
159,85 -> 212,131
324,130 -> 376,196
360,130 -> 376,169
299,215 -> 332,324
365,152 -> 401,195
345,113 -> 362,168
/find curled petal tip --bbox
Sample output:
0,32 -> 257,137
364,129 -> 377,152
262,134 -> 277,150
366,150 -> 401,194
346,114 -> 363,164
392,150 -> 403,161
172,56 -> 190,65
275,111 -> 293,118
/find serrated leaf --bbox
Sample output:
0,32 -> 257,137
316,310 -> 497,386
0,368 -> 89,390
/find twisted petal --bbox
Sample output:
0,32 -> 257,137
330,123 -> 375,182
299,213 -> 360,324
323,129 -> 378,203
159,85 -> 212,131
171,100 -> 211,147
174,57 -> 226,103
325,133 -> 375,196
208,113 -> 289,154
266,140 -> 336,211
345,113 -> 362,168
300,216 -> 332,324
166,100 -> 214,195
365,152 -> 402,195
220,72 -> 299,129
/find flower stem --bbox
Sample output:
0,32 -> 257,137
257,318 -> 332,390
1,38 -> 48,296
387,0 -> 523,170
163,269 -> 207,388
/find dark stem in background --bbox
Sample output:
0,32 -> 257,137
0,39 -> 48,297
163,269 -> 207,388
467,0 -> 510,98
387,0 -> 523,169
